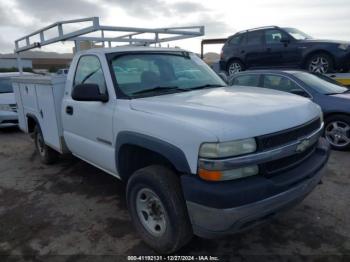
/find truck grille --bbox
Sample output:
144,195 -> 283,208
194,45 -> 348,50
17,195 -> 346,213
256,118 -> 321,151
260,145 -> 316,177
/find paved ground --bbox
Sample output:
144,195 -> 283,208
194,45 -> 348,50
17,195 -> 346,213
0,128 -> 349,261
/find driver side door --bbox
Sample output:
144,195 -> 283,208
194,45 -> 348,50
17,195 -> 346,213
62,55 -> 117,174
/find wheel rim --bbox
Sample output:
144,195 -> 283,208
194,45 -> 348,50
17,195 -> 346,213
228,62 -> 242,75
325,121 -> 350,147
309,56 -> 329,74
36,132 -> 45,157
136,188 -> 167,237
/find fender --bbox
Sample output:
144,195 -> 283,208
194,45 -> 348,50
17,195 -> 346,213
115,131 -> 192,178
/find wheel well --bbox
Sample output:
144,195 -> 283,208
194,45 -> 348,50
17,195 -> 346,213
27,116 -> 37,133
118,144 -> 177,181
303,50 -> 334,67
226,57 -> 245,70
324,112 -> 350,122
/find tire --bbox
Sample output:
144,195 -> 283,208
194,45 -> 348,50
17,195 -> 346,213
306,53 -> 334,74
126,165 -> 193,254
227,59 -> 245,76
324,115 -> 350,151
34,125 -> 58,164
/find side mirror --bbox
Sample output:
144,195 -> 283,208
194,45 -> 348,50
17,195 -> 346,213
218,72 -> 228,84
72,83 -> 108,102
280,37 -> 291,44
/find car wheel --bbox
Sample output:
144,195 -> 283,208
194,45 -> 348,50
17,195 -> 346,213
126,165 -> 193,254
34,125 -> 58,164
306,53 -> 334,74
227,60 -> 245,76
324,115 -> 350,150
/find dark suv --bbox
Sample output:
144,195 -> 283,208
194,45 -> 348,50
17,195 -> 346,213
220,26 -> 350,75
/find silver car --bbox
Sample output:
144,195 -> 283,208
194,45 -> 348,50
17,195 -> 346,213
0,73 -> 26,128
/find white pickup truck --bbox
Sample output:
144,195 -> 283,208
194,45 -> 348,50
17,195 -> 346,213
13,46 -> 330,254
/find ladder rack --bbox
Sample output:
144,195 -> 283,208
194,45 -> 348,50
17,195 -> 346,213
14,17 -> 204,72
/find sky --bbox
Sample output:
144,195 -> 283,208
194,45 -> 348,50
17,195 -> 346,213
0,0 -> 350,55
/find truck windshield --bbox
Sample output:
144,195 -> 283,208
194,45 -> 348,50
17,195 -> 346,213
0,78 -> 13,93
109,52 -> 226,98
283,28 -> 313,40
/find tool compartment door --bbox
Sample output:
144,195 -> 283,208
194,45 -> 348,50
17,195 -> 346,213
35,84 -> 61,152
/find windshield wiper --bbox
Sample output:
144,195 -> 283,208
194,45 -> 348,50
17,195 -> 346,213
132,86 -> 187,96
188,84 -> 224,90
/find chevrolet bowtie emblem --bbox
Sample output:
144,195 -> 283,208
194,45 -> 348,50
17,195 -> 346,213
296,139 -> 310,153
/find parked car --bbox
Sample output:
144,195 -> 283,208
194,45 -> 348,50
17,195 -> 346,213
229,70 -> 350,150
0,73 -> 23,128
220,26 -> 350,75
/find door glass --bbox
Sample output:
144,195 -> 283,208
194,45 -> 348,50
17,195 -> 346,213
0,78 -> 13,93
232,75 -> 259,86
262,75 -> 307,95
229,34 -> 243,45
265,30 -> 285,44
246,31 -> 263,45
74,56 -> 107,94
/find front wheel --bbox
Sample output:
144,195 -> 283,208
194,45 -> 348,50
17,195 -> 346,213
34,125 -> 58,164
325,115 -> 350,151
126,165 -> 193,254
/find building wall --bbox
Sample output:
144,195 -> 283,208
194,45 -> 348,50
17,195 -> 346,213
0,58 -> 32,69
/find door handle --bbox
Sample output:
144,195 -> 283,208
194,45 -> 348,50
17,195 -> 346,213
66,106 -> 73,115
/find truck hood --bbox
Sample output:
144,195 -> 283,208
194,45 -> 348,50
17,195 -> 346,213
0,92 -> 15,105
130,87 -> 321,141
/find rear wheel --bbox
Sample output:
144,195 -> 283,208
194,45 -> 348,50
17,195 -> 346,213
325,115 -> 350,150
126,165 -> 193,254
34,125 -> 58,164
306,53 -> 334,74
227,60 -> 245,76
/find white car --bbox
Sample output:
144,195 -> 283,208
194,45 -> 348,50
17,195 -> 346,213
0,73 -> 21,128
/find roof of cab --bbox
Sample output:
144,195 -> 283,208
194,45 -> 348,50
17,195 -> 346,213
76,46 -> 188,55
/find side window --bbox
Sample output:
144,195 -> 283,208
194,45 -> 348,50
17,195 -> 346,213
74,56 -> 107,94
265,30 -> 289,44
232,75 -> 260,87
229,34 -> 243,45
246,31 -> 263,45
262,75 -> 308,96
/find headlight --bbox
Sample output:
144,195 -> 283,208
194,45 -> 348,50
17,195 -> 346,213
199,138 -> 257,158
0,104 -> 12,112
338,44 -> 349,50
198,165 -> 259,181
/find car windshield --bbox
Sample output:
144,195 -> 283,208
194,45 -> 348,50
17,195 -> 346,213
0,78 -> 13,93
293,72 -> 348,95
283,28 -> 313,40
109,52 -> 226,98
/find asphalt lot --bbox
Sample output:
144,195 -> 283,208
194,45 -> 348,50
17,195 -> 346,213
0,127 -> 349,261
